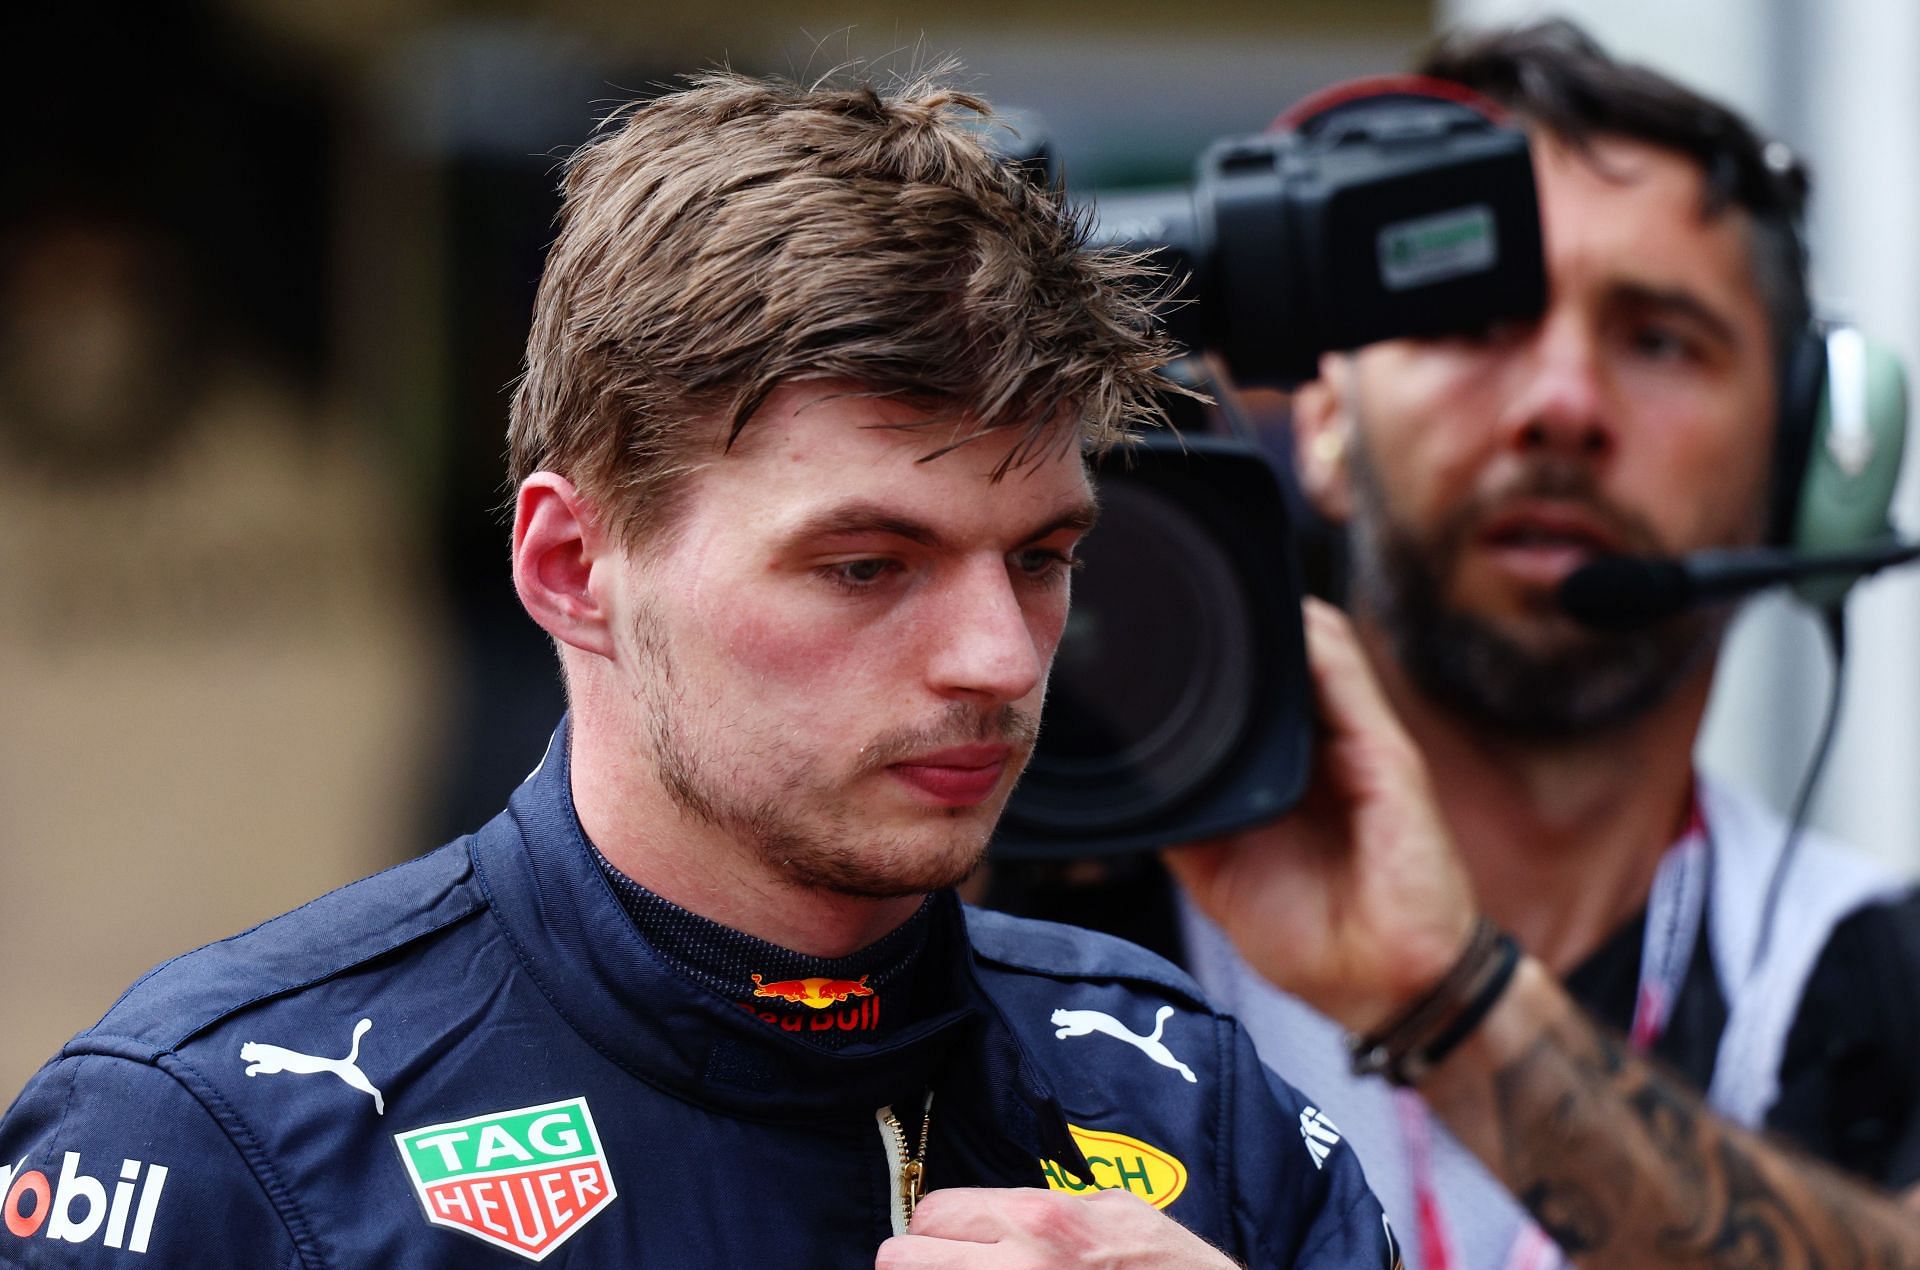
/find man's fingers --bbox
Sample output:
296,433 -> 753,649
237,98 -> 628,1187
1300,597 -> 1407,751
904,1187 -> 1012,1243
874,1191 -> 1011,1269
875,1233 -> 991,1269
880,1188 -> 1235,1269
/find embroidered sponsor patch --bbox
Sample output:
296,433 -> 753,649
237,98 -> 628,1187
1,1152 -> 168,1254
395,1098 -> 615,1262
750,974 -> 873,1009
1049,1005 -> 1196,1082
239,1017 -> 385,1114
1039,1124 -> 1188,1210
739,974 -> 883,1034
1299,1105 -> 1342,1169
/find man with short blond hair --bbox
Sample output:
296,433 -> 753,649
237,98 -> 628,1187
0,69 -> 1395,1267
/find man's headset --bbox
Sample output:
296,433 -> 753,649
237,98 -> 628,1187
1559,305 -> 1913,978
1562,314 -> 1912,626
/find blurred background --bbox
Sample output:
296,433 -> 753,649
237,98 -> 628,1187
1,0 -> 1915,1095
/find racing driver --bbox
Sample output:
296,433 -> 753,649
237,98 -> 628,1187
0,69 -> 1397,1268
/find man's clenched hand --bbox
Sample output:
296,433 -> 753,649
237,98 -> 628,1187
875,1187 -> 1237,1269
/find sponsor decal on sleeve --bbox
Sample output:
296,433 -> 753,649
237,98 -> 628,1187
394,1097 -> 615,1262
1299,1105 -> 1342,1170
1,1152 -> 168,1254
1039,1124 -> 1188,1211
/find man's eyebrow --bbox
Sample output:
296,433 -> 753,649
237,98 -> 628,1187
1612,282 -> 1744,350
1034,497 -> 1101,543
785,505 -> 944,548
782,496 -> 1101,551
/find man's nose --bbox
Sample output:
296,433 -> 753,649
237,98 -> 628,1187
1499,314 -> 1616,462
924,561 -> 1046,706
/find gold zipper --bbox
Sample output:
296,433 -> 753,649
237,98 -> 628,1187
880,1090 -> 935,1229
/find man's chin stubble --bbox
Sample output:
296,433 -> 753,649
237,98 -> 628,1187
763,827 -> 993,901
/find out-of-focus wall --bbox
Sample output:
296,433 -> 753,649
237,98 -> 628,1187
0,6 -> 454,1094
1440,0 -> 1920,876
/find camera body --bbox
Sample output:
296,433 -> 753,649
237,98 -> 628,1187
1091,84 -> 1546,387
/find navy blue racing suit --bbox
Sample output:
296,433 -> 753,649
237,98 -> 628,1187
0,725 -> 1394,1267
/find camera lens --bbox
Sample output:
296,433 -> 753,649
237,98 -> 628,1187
1013,478 -> 1255,831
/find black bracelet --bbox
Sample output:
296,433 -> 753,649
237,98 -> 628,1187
1348,919 -> 1521,1087
1395,932 -> 1519,1085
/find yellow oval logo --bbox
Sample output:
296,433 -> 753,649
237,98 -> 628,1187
1039,1124 -> 1188,1210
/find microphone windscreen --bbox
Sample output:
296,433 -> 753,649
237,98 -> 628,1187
1556,556 -> 1691,630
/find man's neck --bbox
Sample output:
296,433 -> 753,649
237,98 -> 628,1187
565,697 -> 924,960
1361,627 -> 1712,975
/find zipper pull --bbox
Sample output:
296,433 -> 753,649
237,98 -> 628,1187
900,1158 -> 926,1220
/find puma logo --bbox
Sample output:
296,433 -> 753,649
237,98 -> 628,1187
1050,1005 -> 1197,1083
240,1017 -> 386,1114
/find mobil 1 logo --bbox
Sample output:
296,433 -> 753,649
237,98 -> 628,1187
395,1097 -> 616,1261
1,1152 -> 168,1255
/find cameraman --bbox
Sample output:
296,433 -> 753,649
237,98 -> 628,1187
1172,20 -> 1920,1269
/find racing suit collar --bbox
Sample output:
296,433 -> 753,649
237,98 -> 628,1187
468,717 -> 1085,1179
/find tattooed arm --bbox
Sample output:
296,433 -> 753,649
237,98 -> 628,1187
1416,956 -> 1920,1268
1168,601 -> 1920,1269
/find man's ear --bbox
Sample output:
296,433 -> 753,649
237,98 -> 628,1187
512,473 -> 618,660
1291,354 -> 1358,525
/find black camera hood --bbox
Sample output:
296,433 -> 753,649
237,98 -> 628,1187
993,432 -> 1313,858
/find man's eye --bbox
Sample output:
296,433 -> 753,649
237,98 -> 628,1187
821,559 -> 900,591
1012,548 -> 1078,582
1629,324 -> 1700,363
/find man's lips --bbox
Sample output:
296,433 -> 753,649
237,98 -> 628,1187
886,745 -> 1012,807
1476,503 -> 1629,587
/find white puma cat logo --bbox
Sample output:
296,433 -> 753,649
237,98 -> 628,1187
240,1017 -> 386,1114
1050,1005 -> 1197,1083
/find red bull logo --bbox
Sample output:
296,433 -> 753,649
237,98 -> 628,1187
749,974 -> 873,1009
742,974 -> 881,1034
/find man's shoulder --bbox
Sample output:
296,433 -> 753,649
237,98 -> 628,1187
1701,775 -> 1895,885
1771,884 -> 1920,1184
75,838 -> 488,1063
961,904 -> 1211,1009
1699,775 -> 1905,984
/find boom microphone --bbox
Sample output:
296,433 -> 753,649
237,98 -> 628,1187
1558,539 -> 1920,630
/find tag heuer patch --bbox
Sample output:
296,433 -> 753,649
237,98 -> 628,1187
395,1097 -> 615,1261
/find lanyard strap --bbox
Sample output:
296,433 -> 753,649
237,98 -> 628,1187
1631,807 -> 1711,1051
1394,1089 -> 1460,1270
1401,804 -> 1713,1270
